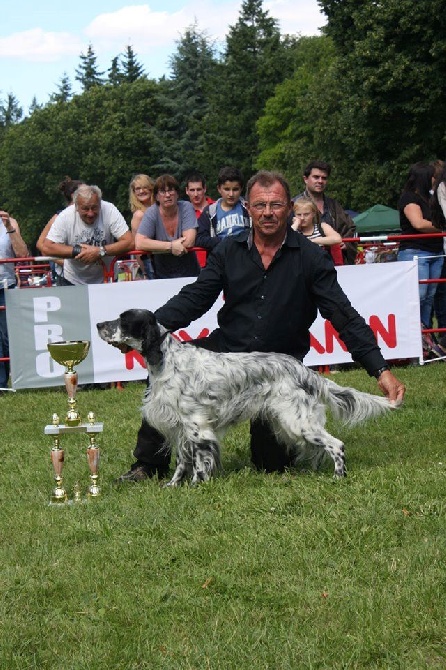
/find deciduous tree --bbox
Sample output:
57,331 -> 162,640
0,79 -> 173,244
317,0 -> 446,206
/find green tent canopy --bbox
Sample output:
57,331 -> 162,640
353,204 -> 400,234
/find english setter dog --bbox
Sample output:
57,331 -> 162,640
97,309 -> 396,486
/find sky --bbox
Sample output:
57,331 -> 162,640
0,0 -> 326,113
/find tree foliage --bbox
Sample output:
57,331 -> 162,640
167,23 -> 218,182
202,0 -> 297,182
75,44 -> 105,91
0,93 -> 23,126
256,36 -> 338,195
1,0 -> 445,239
108,46 -> 147,86
108,57 -> 123,87
120,45 -> 146,83
0,80 -> 173,245
50,73 -> 73,104
315,0 -> 446,206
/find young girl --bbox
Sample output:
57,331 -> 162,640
291,196 -> 342,247
292,197 -> 342,249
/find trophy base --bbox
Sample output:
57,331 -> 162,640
50,489 -> 68,505
45,422 -> 103,504
45,422 -> 104,436
66,415 -> 81,427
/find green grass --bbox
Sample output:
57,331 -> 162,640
1,364 -> 446,669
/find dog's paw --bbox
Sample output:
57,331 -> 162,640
163,479 -> 180,488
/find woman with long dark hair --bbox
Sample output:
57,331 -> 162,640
397,162 -> 444,356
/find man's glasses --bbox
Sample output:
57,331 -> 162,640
250,202 -> 287,212
158,188 -> 176,195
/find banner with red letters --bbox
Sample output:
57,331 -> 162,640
6,261 -> 422,389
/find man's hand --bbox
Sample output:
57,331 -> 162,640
0,210 -> 14,232
75,244 -> 103,263
377,369 -> 405,406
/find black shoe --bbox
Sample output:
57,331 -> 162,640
79,383 -> 110,390
115,462 -> 168,484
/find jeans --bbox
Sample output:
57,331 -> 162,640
0,286 -> 15,388
397,248 -> 444,326
433,257 -> 446,328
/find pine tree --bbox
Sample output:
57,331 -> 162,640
0,93 -> 23,126
203,0 -> 295,180
168,23 -> 217,179
50,73 -> 73,103
29,97 -> 42,115
75,44 -> 105,91
108,57 -> 123,86
120,45 -> 145,83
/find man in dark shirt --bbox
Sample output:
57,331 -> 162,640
119,170 -> 405,482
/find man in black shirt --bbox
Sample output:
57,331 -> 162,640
119,171 -> 405,481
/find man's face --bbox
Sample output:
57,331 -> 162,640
76,194 -> 100,225
217,181 -> 242,209
186,181 -> 206,208
303,169 -> 328,195
247,181 -> 291,241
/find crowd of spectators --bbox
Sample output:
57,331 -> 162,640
1,159 -> 445,395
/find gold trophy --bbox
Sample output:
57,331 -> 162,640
47,340 -> 90,426
44,341 -> 103,504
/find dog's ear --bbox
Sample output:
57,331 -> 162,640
141,312 -> 164,366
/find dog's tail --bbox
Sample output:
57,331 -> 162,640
318,375 -> 396,426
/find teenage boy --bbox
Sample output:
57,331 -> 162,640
196,166 -> 250,250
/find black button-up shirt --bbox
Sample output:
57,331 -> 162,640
155,229 -> 386,375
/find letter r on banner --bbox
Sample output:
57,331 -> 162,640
34,324 -> 64,350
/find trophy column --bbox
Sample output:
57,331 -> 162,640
50,424 -> 67,503
44,340 -> 104,504
86,412 -> 100,498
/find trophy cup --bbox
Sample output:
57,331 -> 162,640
44,340 -> 103,504
47,340 -> 90,426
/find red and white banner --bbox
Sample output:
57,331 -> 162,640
7,261 -> 421,389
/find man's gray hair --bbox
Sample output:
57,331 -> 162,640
246,171 -> 291,203
73,184 -> 102,205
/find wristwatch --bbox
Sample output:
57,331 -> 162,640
99,245 -> 107,258
71,244 -> 82,258
373,365 -> 390,379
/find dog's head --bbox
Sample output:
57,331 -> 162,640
96,309 -> 165,367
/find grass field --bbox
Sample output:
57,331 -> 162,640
1,363 -> 445,669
